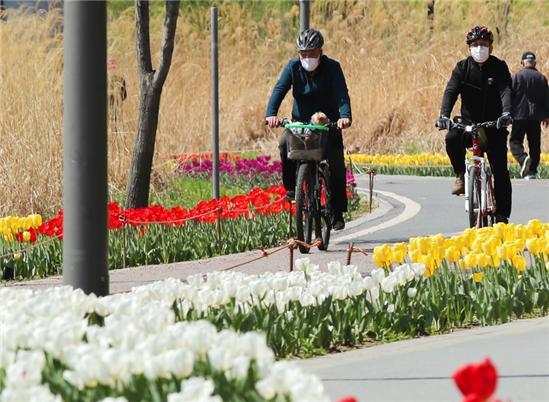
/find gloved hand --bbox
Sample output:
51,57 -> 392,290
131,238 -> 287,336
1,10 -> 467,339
436,116 -> 453,130
496,112 -> 513,129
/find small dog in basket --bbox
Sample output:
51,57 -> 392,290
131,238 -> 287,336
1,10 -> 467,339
310,112 -> 330,126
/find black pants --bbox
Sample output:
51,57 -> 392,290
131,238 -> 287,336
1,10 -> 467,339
445,127 -> 512,218
279,128 -> 348,215
510,120 -> 541,175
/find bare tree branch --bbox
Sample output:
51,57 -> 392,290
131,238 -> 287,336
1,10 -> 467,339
135,0 -> 152,75
153,0 -> 180,89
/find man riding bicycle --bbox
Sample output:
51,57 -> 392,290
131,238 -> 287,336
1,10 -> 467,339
265,28 -> 352,230
437,25 -> 513,223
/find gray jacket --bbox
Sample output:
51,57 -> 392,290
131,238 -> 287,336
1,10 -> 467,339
512,67 -> 549,121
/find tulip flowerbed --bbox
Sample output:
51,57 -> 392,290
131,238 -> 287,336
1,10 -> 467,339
175,154 -> 282,189
0,287 -> 330,402
0,186 -> 294,280
348,152 -> 549,178
1,223 -> 547,401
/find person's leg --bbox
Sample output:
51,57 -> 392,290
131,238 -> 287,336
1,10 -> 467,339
326,129 -> 347,229
509,120 -> 528,165
509,120 -> 532,177
486,128 -> 512,220
279,129 -> 297,195
525,120 -> 541,176
445,127 -> 468,194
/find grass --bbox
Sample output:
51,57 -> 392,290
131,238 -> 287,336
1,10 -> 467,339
1,1 -> 548,216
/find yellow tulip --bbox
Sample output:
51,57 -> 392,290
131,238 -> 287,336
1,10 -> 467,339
512,255 -> 526,271
526,238 -> 543,256
409,249 -> 421,263
22,231 -> 31,242
418,237 -> 431,254
491,255 -> 500,267
432,233 -> 445,246
30,214 -> 42,228
13,253 -> 22,261
477,254 -> 491,268
462,253 -> 478,269
445,246 -> 460,263
527,219 -> 543,236
472,272 -> 484,282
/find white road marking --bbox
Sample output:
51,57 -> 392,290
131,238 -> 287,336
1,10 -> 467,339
333,188 -> 421,244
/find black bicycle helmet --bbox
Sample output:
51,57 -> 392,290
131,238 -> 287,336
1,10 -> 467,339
466,26 -> 494,45
296,29 -> 324,51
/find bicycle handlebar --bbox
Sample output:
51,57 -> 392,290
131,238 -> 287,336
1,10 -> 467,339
266,118 -> 338,130
452,121 -> 497,131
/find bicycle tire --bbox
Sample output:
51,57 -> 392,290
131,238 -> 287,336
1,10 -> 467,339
468,167 -> 481,228
295,163 -> 314,254
468,166 -> 487,228
316,164 -> 332,251
486,168 -> 496,227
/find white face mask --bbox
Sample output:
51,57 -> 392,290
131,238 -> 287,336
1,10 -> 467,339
470,46 -> 490,63
300,56 -> 320,72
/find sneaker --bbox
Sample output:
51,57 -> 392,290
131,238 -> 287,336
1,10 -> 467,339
451,174 -> 465,195
332,214 -> 345,231
495,215 -> 509,224
525,174 -> 536,180
520,156 -> 531,178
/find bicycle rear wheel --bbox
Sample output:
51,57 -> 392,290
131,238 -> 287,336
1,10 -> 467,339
316,164 -> 332,251
295,163 -> 314,254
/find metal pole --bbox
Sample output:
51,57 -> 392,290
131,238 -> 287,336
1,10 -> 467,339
211,6 -> 220,200
63,0 -> 108,296
300,0 -> 310,32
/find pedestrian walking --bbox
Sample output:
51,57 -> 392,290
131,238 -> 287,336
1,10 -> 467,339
510,52 -> 549,179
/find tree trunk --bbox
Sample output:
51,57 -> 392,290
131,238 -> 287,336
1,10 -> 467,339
126,0 -> 179,208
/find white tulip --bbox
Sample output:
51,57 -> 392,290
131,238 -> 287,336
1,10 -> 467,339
411,262 -> 426,276
327,261 -> 342,275
363,276 -> 378,291
381,275 -> 397,293
371,268 -> 386,284
387,304 -> 395,313
295,258 -> 311,273
407,287 -> 418,298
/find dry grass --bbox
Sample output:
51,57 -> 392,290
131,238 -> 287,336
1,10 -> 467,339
1,1 -> 548,216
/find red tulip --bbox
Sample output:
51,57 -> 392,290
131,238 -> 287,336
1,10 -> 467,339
453,358 -> 498,402
337,398 -> 358,402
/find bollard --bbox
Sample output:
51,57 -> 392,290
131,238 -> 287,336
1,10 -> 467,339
347,242 -> 353,266
289,245 -> 294,272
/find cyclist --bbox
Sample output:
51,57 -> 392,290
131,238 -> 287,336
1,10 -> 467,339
437,25 -> 513,223
265,28 -> 352,231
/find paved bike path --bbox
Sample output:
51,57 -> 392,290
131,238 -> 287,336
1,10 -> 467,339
297,316 -> 549,401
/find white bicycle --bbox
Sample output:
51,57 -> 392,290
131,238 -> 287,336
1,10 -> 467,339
452,118 -> 498,228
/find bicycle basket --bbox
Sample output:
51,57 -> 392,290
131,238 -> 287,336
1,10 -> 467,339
286,126 -> 328,161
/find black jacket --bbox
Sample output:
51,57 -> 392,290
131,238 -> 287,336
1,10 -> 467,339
266,55 -> 352,123
512,67 -> 549,121
440,55 -> 512,123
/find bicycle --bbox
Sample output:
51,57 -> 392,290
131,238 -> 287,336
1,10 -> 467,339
451,117 -> 498,228
278,118 -> 337,254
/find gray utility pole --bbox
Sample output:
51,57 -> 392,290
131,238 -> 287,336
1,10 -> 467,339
63,0 -> 109,296
211,6 -> 220,199
300,0 -> 310,32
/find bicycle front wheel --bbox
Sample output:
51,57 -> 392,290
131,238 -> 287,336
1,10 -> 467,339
316,164 -> 332,251
295,163 -> 314,254
467,167 -> 487,228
